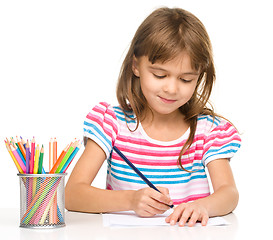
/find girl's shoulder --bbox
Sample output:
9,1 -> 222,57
196,114 -> 235,136
86,101 -> 136,126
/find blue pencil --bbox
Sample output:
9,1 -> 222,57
113,146 -> 174,208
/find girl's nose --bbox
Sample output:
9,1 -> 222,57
162,78 -> 178,94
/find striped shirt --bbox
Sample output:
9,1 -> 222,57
83,102 -> 241,205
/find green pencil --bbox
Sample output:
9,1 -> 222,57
55,143 -> 75,173
38,145 -> 44,174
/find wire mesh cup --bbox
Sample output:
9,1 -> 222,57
18,173 -> 67,228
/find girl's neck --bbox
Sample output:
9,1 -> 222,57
140,108 -> 189,142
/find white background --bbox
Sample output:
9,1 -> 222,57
0,0 -> 272,229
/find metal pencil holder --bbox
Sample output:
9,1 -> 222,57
18,173 -> 67,228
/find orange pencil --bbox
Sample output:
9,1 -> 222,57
16,136 -> 26,160
49,144 -> 70,173
49,138 -> 53,171
53,137 -> 57,164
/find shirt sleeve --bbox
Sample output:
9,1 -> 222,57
83,102 -> 118,159
203,118 -> 241,166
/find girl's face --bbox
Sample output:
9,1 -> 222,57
132,52 -> 199,118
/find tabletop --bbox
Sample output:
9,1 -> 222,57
0,207 -> 268,240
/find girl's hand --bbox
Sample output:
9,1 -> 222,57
165,201 -> 209,227
131,187 -> 173,217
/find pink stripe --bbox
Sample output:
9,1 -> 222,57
117,134 -> 205,148
111,152 -> 202,166
205,137 -> 240,149
211,121 -> 231,131
86,114 -> 103,127
204,136 -> 241,153
172,193 -> 210,205
104,116 -> 118,135
94,102 -> 117,120
99,102 -> 110,108
87,115 -> 114,140
86,110 -> 118,137
206,131 -> 238,143
115,143 -> 203,158
87,105 -> 117,125
205,124 -> 237,142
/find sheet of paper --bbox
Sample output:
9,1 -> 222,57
102,209 -> 230,227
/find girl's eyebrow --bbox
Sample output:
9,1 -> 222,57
148,66 -> 167,71
148,66 -> 199,76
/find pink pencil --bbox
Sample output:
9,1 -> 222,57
30,137 -> 35,174
10,145 -> 26,173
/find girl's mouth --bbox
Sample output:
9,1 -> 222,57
159,96 -> 177,104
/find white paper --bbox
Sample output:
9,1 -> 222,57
102,209 -> 230,227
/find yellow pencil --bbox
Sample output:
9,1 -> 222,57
32,144 -> 40,199
33,144 -> 40,174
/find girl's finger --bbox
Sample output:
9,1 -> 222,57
178,208 -> 193,227
150,188 -> 173,207
187,210 -> 199,227
201,214 -> 209,226
167,205 -> 186,225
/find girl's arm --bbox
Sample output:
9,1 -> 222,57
165,159 -> 239,226
65,139 -> 172,215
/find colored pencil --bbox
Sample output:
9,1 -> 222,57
17,136 -> 26,160
33,144 -> 40,174
25,140 -> 30,174
61,141 -> 82,173
30,137 -> 35,174
113,146 -> 174,208
49,138 -> 53,172
38,145 -> 44,174
20,136 -> 27,149
11,138 -> 26,165
49,143 -> 69,173
5,141 -> 24,173
53,137 -> 57,165
6,136 -> 80,174
10,144 -> 26,173
55,142 -> 76,173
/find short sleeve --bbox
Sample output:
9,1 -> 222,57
203,118 -> 241,166
83,102 -> 118,159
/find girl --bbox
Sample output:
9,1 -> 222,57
65,7 -> 241,227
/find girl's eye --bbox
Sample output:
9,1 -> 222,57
153,74 -> 166,79
180,78 -> 192,83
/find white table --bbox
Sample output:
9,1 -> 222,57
0,208 -> 267,240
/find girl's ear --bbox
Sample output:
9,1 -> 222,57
132,55 -> 140,77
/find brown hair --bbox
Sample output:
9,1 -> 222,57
116,7 -> 217,171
